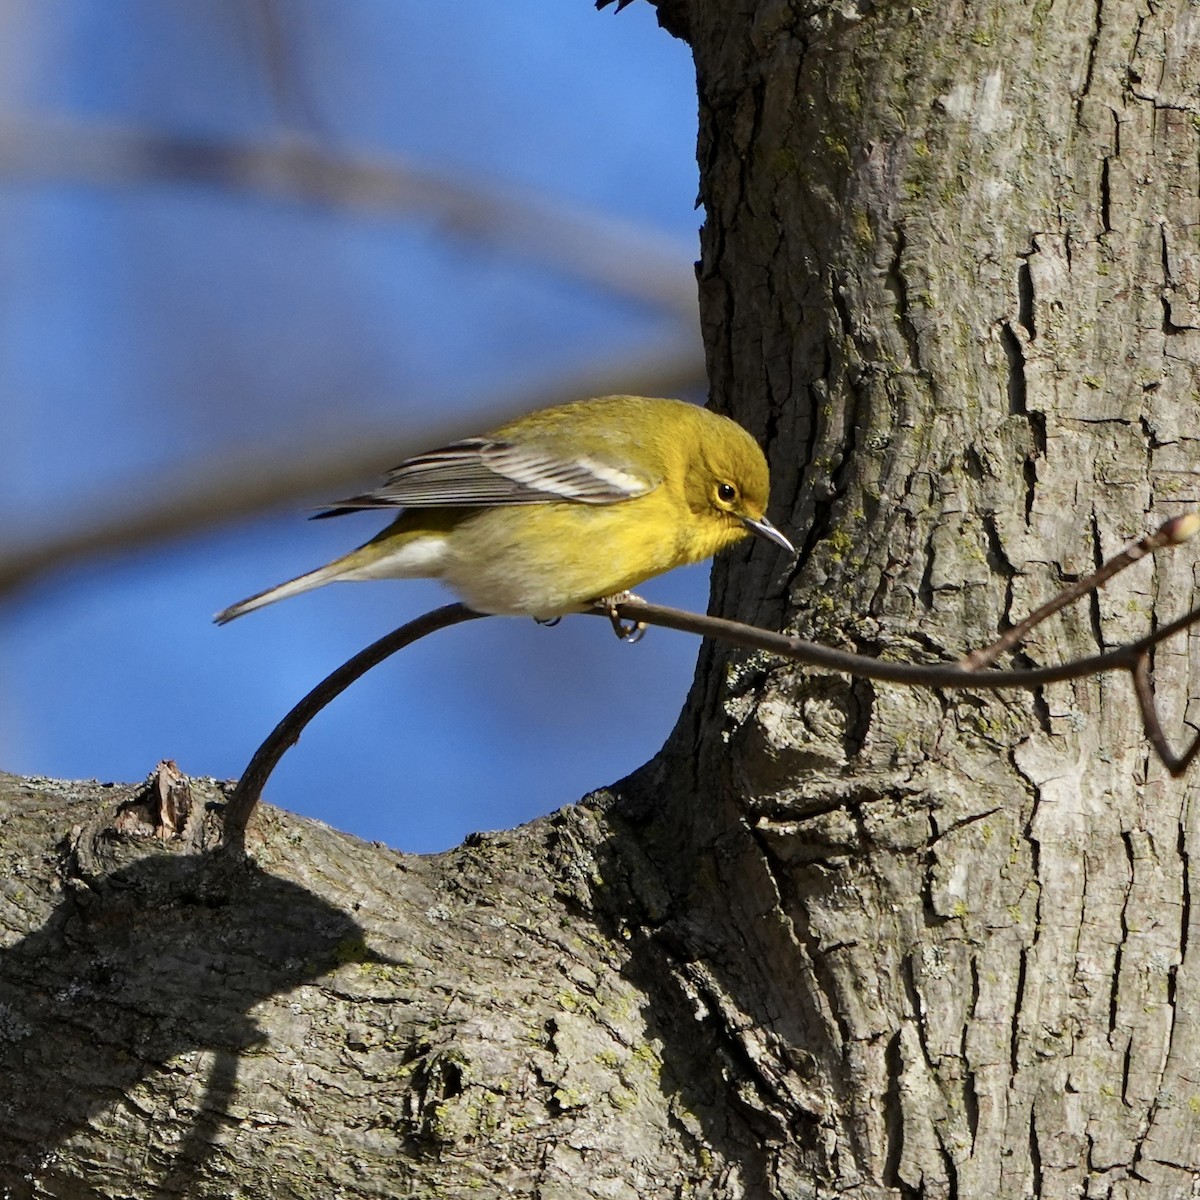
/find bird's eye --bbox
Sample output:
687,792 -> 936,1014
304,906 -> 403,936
716,483 -> 737,503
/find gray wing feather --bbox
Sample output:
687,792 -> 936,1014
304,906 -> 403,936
319,438 -> 656,512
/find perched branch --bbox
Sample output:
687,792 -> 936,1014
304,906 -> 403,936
222,515 -> 1200,845
595,598 -> 1165,688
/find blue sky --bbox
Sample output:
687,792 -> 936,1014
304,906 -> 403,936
0,1 -> 715,852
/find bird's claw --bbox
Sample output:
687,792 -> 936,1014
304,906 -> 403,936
596,592 -> 647,643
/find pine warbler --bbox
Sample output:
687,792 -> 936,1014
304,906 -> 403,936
214,395 -> 793,625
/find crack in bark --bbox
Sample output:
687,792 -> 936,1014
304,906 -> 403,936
1079,0 -> 1104,107
1100,156 -> 1112,234
918,524 -> 936,613
1000,321 -> 1028,417
1111,830 -> 1135,1038
1029,1106 -> 1043,1197
844,677 -> 875,760
782,376 -> 831,585
832,275 -> 854,338
1159,222 -> 1196,334
882,1028 -> 905,1189
1120,1032 -> 1134,1110
935,1124 -> 960,1197
929,806 -> 1004,847
1021,447 -> 1040,527
1178,819 -> 1190,966
1010,946 -> 1028,1084
965,954 -> 981,1147
1016,259 -> 1036,341
1087,507 -> 1108,650
885,223 -> 924,379
900,952 -> 936,1074
921,809 -> 942,932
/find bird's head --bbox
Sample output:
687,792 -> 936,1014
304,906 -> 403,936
689,415 -> 795,558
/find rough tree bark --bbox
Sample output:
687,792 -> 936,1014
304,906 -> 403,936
2,1 -> 1199,1197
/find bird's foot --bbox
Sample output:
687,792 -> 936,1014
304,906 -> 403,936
595,592 -> 647,643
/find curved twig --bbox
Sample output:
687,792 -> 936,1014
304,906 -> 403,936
959,513 -> 1200,670
220,603 -> 487,852
1131,651 -> 1200,777
222,596 -> 1200,847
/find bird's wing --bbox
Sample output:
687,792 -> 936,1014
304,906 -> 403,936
316,438 -> 658,515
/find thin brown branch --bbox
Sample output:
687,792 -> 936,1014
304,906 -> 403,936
960,513 -> 1200,670
1130,651 -> 1200,777
220,603 -> 487,852
222,579 -> 1200,848
0,115 -> 698,320
0,345 -> 706,599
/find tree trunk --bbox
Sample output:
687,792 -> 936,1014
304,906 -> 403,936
640,0 -> 1200,1194
3,1 -> 1199,1197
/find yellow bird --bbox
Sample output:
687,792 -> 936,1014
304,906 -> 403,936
214,395 -> 793,626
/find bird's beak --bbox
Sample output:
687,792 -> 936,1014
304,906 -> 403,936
742,513 -> 795,555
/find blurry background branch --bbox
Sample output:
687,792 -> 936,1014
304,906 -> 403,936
0,343 -> 705,598
0,116 -> 699,320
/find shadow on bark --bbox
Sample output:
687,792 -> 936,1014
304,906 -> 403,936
574,755 -> 827,1195
0,850 -> 384,1196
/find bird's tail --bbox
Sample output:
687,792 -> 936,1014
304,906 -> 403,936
213,562 -> 345,624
